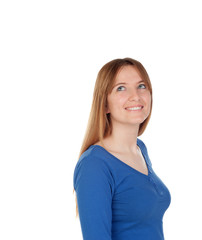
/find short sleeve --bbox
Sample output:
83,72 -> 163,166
73,155 -> 114,240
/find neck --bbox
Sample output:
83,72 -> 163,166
104,121 -> 140,154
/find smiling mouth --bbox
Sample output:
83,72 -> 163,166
125,106 -> 143,111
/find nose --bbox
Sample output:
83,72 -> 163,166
128,88 -> 140,102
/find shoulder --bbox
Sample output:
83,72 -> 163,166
137,137 -> 152,166
73,145 -> 114,190
137,137 -> 148,151
74,145 -> 110,172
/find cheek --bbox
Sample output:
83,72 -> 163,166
108,95 -> 126,109
148,92 -> 152,103
107,98 -> 122,114
144,93 -> 152,109
141,91 -> 151,101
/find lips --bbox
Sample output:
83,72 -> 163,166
125,105 -> 143,110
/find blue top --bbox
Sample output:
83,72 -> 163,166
73,138 -> 171,240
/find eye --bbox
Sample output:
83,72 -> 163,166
117,86 -> 126,91
138,84 -> 146,89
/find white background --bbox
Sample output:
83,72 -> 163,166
0,0 -> 202,239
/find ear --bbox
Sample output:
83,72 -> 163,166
106,109 -> 110,114
105,103 -> 110,114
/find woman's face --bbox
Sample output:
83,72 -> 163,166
106,65 -> 151,127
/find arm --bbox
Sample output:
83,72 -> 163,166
74,156 -> 114,240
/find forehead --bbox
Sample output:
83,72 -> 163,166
114,65 -> 143,83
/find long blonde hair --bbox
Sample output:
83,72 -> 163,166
74,57 -> 153,217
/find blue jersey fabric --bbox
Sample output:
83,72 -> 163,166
73,138 -> 171,240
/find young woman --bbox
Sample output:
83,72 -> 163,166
73,58 -> 171,240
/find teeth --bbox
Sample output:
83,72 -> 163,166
126,107 -> 142,110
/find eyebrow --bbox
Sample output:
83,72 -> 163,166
112,80 -> 145,89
